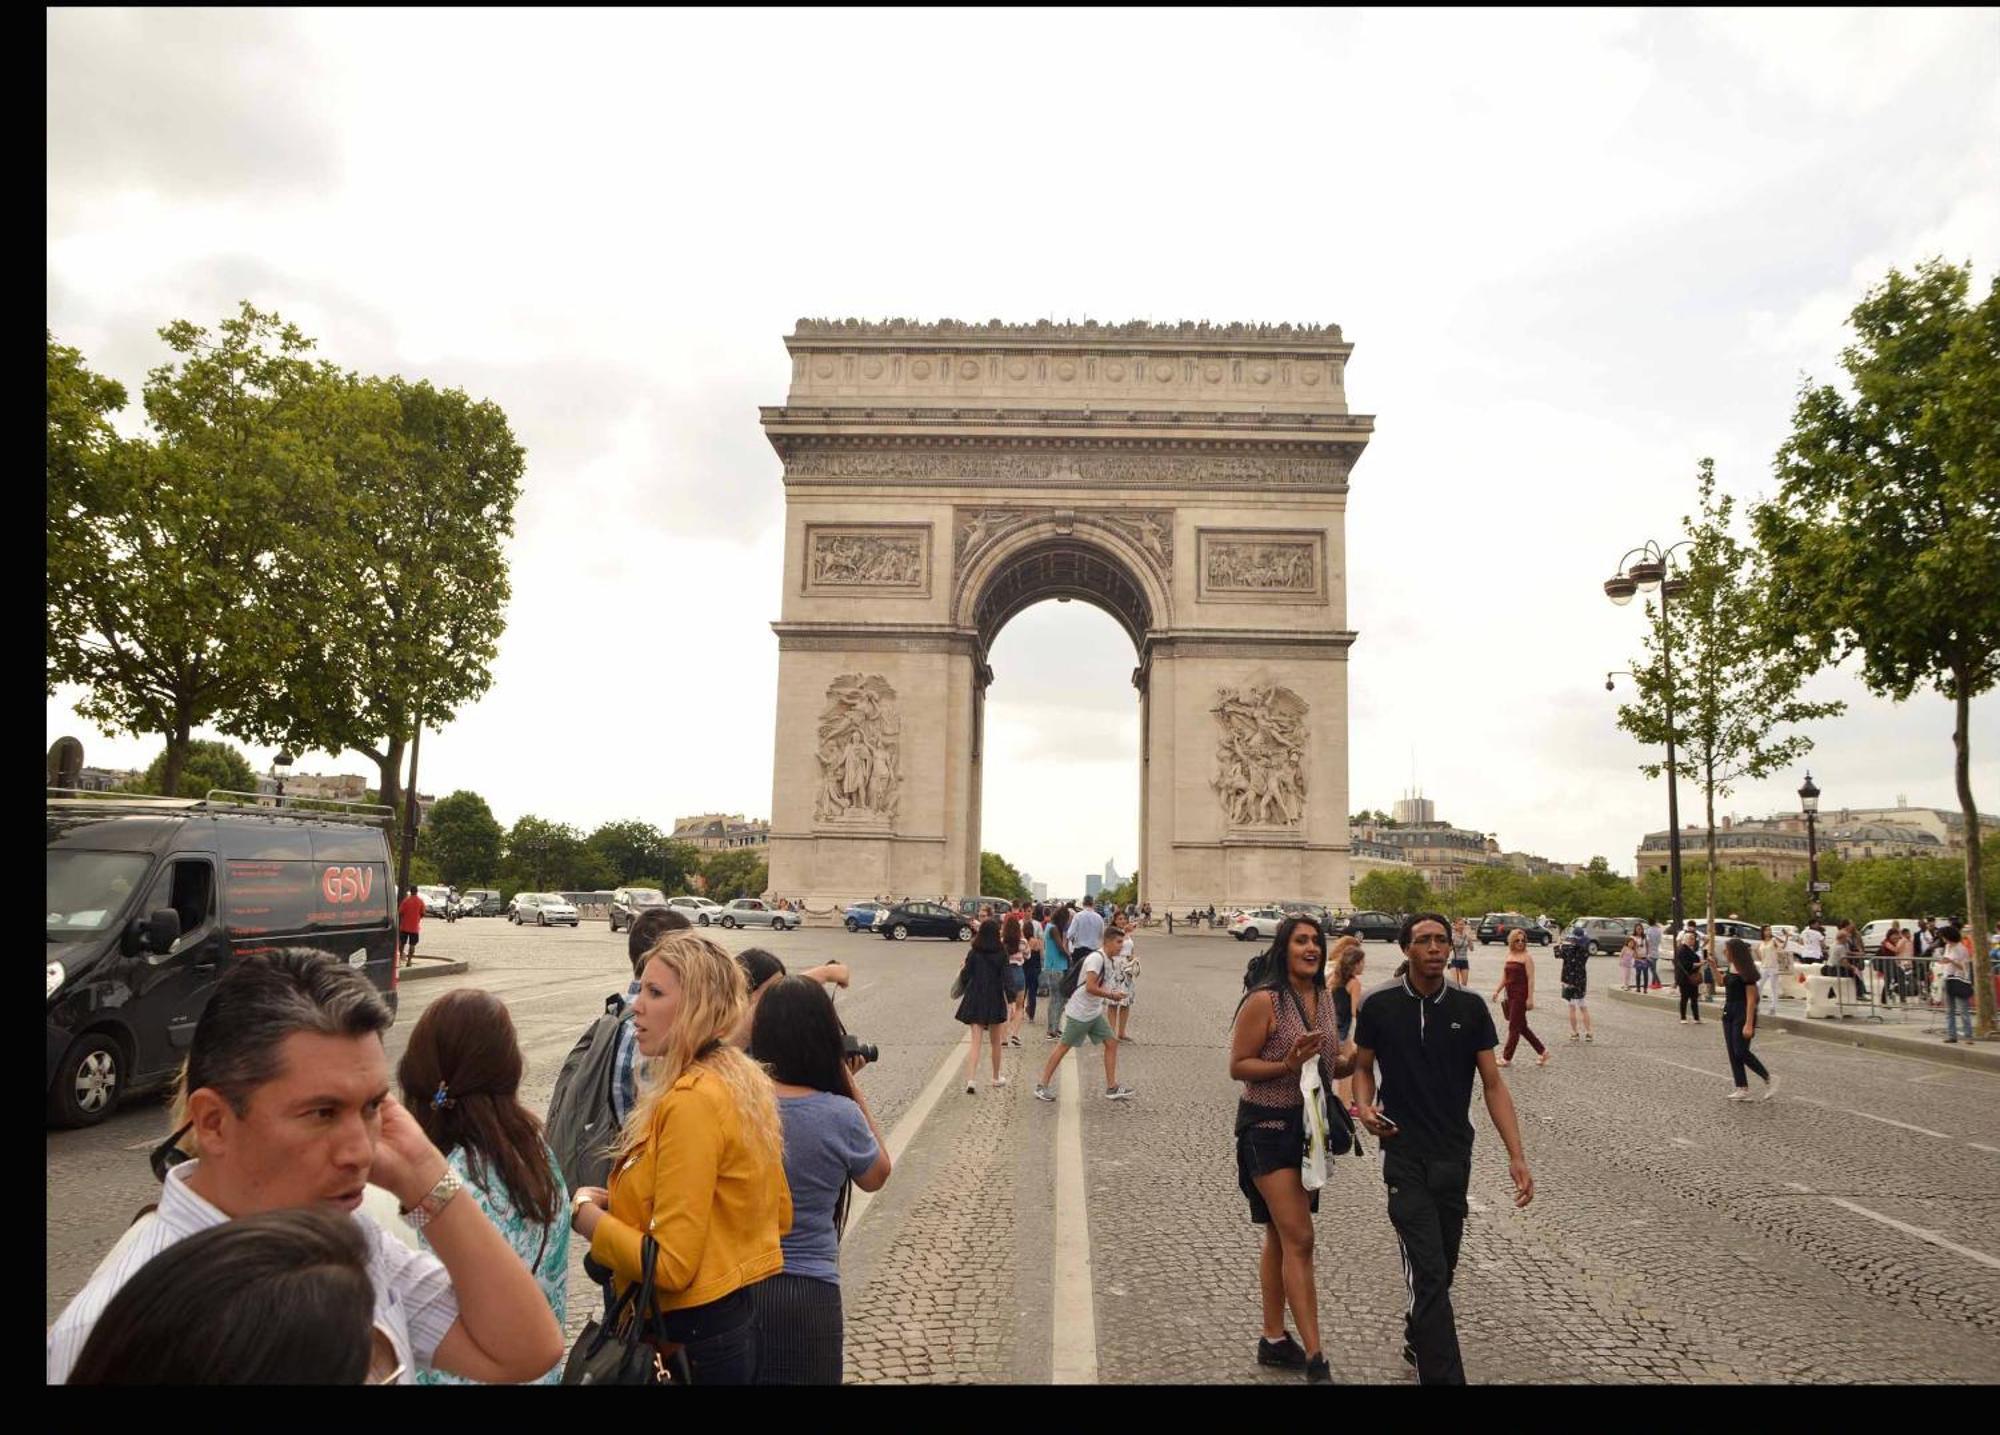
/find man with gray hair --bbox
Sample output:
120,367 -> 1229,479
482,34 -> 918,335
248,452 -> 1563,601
47,950 -> 564,1384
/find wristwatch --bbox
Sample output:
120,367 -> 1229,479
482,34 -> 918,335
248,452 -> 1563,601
400,1164 -> 463,1230
571,1188 -> 597,1218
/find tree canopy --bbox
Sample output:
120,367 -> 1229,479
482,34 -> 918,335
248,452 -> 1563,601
979,851 -> 1031,903
121,739 -> 257,799
422,790 -> 505,888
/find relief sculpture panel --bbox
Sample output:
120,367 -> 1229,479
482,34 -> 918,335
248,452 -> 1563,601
814,674 -> 901,824
1212,685 -> 1308,828
1198,530 -> 1325,601
804,525 -> 930,595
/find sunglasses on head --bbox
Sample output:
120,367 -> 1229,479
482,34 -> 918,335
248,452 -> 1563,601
149,1122 -> 194,1182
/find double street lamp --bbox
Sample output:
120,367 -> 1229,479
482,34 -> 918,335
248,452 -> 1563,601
271,750 -> 294,809
1605,539 -> 1692,934
1799,771 -> 1821,921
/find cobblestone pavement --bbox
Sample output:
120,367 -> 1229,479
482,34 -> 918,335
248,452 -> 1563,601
47,921 -> 2000,1383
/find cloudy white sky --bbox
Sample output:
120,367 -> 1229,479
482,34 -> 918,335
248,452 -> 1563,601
48,8 -> 1999,893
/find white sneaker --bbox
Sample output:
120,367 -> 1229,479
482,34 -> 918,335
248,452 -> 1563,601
991,1076 -> 1010,1089
1033,1084 -> 1056,1102
965,1082 -> 976,1095
1727,1088 -> 1750,1101
1760,1076 -> 1779,1102
1104,1085 -> 1135,1101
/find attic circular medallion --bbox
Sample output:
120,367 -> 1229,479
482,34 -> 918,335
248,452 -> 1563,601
959,359 -> 980,379
815,360 -> 835,378
1105,362 -> 1125,380
1253,365 -> 1271,384
1155,365 -> 1174,383
863,359 -> 884,380
1007,359 -> 1029,379
911,359 -> 932,379
1203,364 -> 1222,382
1301,366 -> 1320,385
1056,361 -> 1076,380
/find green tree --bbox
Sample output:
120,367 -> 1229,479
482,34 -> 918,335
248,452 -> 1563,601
1353,867 -> 1432,914
1618,459 -> 1843,943
660,841 -> 704,895
252,374 -> 526,828
1103,871 -> 1139,909
501,815 -> 589,892
46,308 -> 344,798
702,849 -> 769,904
979,851 -> 1031,902
1753,258 -> 2000,1033
1441,866 -> 1531,920
121,739 -> 256,798
586,820 -> 669,885
423,790 -> 505,887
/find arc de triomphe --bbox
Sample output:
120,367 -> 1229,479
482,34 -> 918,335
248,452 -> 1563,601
762,318 -> 1372,911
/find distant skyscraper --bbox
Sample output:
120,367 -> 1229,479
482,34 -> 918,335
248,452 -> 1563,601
1031,881 -> 1048,902
1085,873 -> 1103,899
1103,858 -> 1123,887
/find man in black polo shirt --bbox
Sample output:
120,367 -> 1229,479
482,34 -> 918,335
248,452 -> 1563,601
1352,911 -> 1534,1385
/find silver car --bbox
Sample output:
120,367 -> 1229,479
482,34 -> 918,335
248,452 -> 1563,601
667,895 -> 724,927
716,898 -> 800,931
512,892 -> 580,927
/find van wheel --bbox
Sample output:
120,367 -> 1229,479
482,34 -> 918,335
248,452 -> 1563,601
49,1032 -> 122,1128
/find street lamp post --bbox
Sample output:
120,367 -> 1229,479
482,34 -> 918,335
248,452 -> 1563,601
272,750 -> 294,809
1605,539 -> 1694,934
1799,771 -> 1821,921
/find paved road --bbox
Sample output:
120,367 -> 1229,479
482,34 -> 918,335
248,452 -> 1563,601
47,920 -> 2000,1383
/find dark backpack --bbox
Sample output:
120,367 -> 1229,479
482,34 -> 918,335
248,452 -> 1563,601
546,998 -> 630,1192
1060,950 -> 1095,1001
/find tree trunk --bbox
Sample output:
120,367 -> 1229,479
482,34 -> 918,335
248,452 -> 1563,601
1954,672 -> 1993,1038
1704,760 -> 1718,946
372,734 -> 406,846
163,713 -> 192,797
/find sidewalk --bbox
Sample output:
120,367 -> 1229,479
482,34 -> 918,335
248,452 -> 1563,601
1601,983 -> 2000,1072
399,953 -> 468,981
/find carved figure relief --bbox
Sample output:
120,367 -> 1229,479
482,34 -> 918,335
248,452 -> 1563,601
814,675 -> 901,824
1204,538 -> 1319,594
1211,686 -> 1308,828
953,508 -> 1033,565
1098,511 -> 1174,571
953,505 -> 1176,582
807,529 -> 926,588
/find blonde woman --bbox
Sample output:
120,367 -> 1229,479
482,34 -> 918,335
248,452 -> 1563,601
1490,928 -> 1548,1067
569,932 -> 791,1384
1328,937 -> 1366,1113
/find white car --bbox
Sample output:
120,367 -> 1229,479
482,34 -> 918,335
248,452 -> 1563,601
667,895 -> 725,927
511,892 -> 580,927
418,885 -> 453,918
1230,907 -> 1287,942
716,898 -> 801,931
1859,918 -> 1921,954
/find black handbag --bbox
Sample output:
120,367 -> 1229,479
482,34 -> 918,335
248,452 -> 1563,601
1280,982 -> 1355,1158
563,1237 -> 689,1385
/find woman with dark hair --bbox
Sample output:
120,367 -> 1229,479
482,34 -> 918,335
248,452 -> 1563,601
746,976 -> 892,1383
1490,928 -> 1548,1067
396,989 -> 568,1385
1227,914 -> 1352,1386
1041,905 -> 1072,1038
1721,937 -> 1776,1101
731,948 -> 852,1046
956,917 -> 1012,1092
67,1208 -> 385,1384
1328,936 -> 1366,1113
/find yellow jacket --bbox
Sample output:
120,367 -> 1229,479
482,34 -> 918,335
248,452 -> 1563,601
590,1065 -> 791,1312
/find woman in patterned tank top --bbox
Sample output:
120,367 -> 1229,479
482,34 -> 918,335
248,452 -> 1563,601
1227,914 -> 1350,1386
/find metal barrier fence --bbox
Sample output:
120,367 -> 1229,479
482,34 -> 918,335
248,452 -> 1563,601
1792,952 -> 1970,1030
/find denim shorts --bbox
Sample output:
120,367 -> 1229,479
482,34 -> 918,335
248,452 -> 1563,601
1003,963 -> 1026,995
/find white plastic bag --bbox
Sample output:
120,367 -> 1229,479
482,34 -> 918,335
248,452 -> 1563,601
1298,1059 -> 1330,1192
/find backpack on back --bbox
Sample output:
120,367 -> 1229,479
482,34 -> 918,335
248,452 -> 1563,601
545,1001 -> 630,1192
1060,951 -> 1098,1002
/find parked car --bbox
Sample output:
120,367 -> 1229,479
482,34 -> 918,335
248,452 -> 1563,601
458,888 -> 503,917
1230,907 -> 1289,942
664,895 -> 723,926
717,898 -> 800,931
844,900 -> 890,932
512,892 -> 579,927
1697,918 -> 1763,948
47,793 -> 399,1127
417,884 -> 454,918
955,895 -> 1019,920
609,887 -> 668,933
1337,909 -> 1402,943
1859,918 -> 1921,954
1478,912 -> 1552,945
1574,916 -> 1639,954
879,901 -> 975,942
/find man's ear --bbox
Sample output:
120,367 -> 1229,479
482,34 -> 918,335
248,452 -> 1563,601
185,1085 -> 235,1160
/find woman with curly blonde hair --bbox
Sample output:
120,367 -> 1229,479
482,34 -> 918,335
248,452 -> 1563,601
569,932 -> 790,1384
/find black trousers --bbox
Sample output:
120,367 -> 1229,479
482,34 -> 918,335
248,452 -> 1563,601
1023,955 -> 1042,1020
1678,981 -> 1703,1020
1721,1010 -> 1770,1087
1383,1148 -> 1471,1386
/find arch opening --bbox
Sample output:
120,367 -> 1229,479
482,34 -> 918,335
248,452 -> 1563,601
971,537 -> 1153,658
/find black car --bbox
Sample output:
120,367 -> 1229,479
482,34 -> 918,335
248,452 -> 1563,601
608,886 -> 668,933
1338,909 -> 1402,943
1478,912 -> 1552,946
46,794 -> 400,1128
879,901 -> 976,942
460,888 -> 504,917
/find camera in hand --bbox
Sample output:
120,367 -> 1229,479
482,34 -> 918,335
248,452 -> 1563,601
843,1033 -> 879,1066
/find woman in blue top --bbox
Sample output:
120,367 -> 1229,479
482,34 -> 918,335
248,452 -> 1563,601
396,989 -> 568,1385
1043,908 -> 1071,1038
747,976 -> 892,1384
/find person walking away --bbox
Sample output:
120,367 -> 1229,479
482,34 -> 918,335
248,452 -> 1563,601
1329,937 -> 1366,1112
1227,915 -> 1349,1385
399,887 -> 425,968
1022,905 -> 1044,1030
1674,928 -> 1704,1024
745,977 -> 892,1383
1068,894 -> 1107,975
1937,925 -> 1976,1044
567,932 -> 791,1384
1561,927 -> 1593,1043
1042,907 -> 1072,1038
396,989 -> 569,1384
1644,918 -> 1665,991
1111,922 -> 1140,1043
1754,926 -> 1787,1007
1352,913 -> 1534,1385
1034,923 -> 1133,1101
47,950 -> 565,1384
956,919 -> 1012,1092
1490,929 -> 1548,1066
1720,937 -> 1776,1100
1001,902 -> 1029,1047
1800,920 -> 1827,969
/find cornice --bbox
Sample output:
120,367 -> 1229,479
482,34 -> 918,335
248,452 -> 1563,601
788,317 -> 1346,350
762,406 -> 1373,442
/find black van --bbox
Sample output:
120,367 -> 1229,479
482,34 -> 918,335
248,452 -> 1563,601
46,793 -> 401,1128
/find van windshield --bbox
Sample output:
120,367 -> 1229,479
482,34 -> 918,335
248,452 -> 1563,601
48,851 -> 152,937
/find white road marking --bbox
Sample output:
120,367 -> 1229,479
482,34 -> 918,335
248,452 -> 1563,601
1843,1109 -> 1952,1139
1669,1136 -> 1698,1148
1821,1195 -> 2000,1272
1783,1182 -> 1815,1193
1968,1143 -> 2000,1155
1467,1196 -> 1491,1214
1909,1069 -> 1958,1084
1648,1056 -> 1729,1080
843,1042 -> 964,1242
1051,1057 -> 1098,1385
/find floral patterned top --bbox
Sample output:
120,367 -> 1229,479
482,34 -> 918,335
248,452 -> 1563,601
416,1139 -> 570,1385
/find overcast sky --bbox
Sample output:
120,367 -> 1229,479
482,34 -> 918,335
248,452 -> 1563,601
47,8 -> 2000,893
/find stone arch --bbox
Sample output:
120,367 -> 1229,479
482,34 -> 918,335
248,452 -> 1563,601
951,517 -> 1172,658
